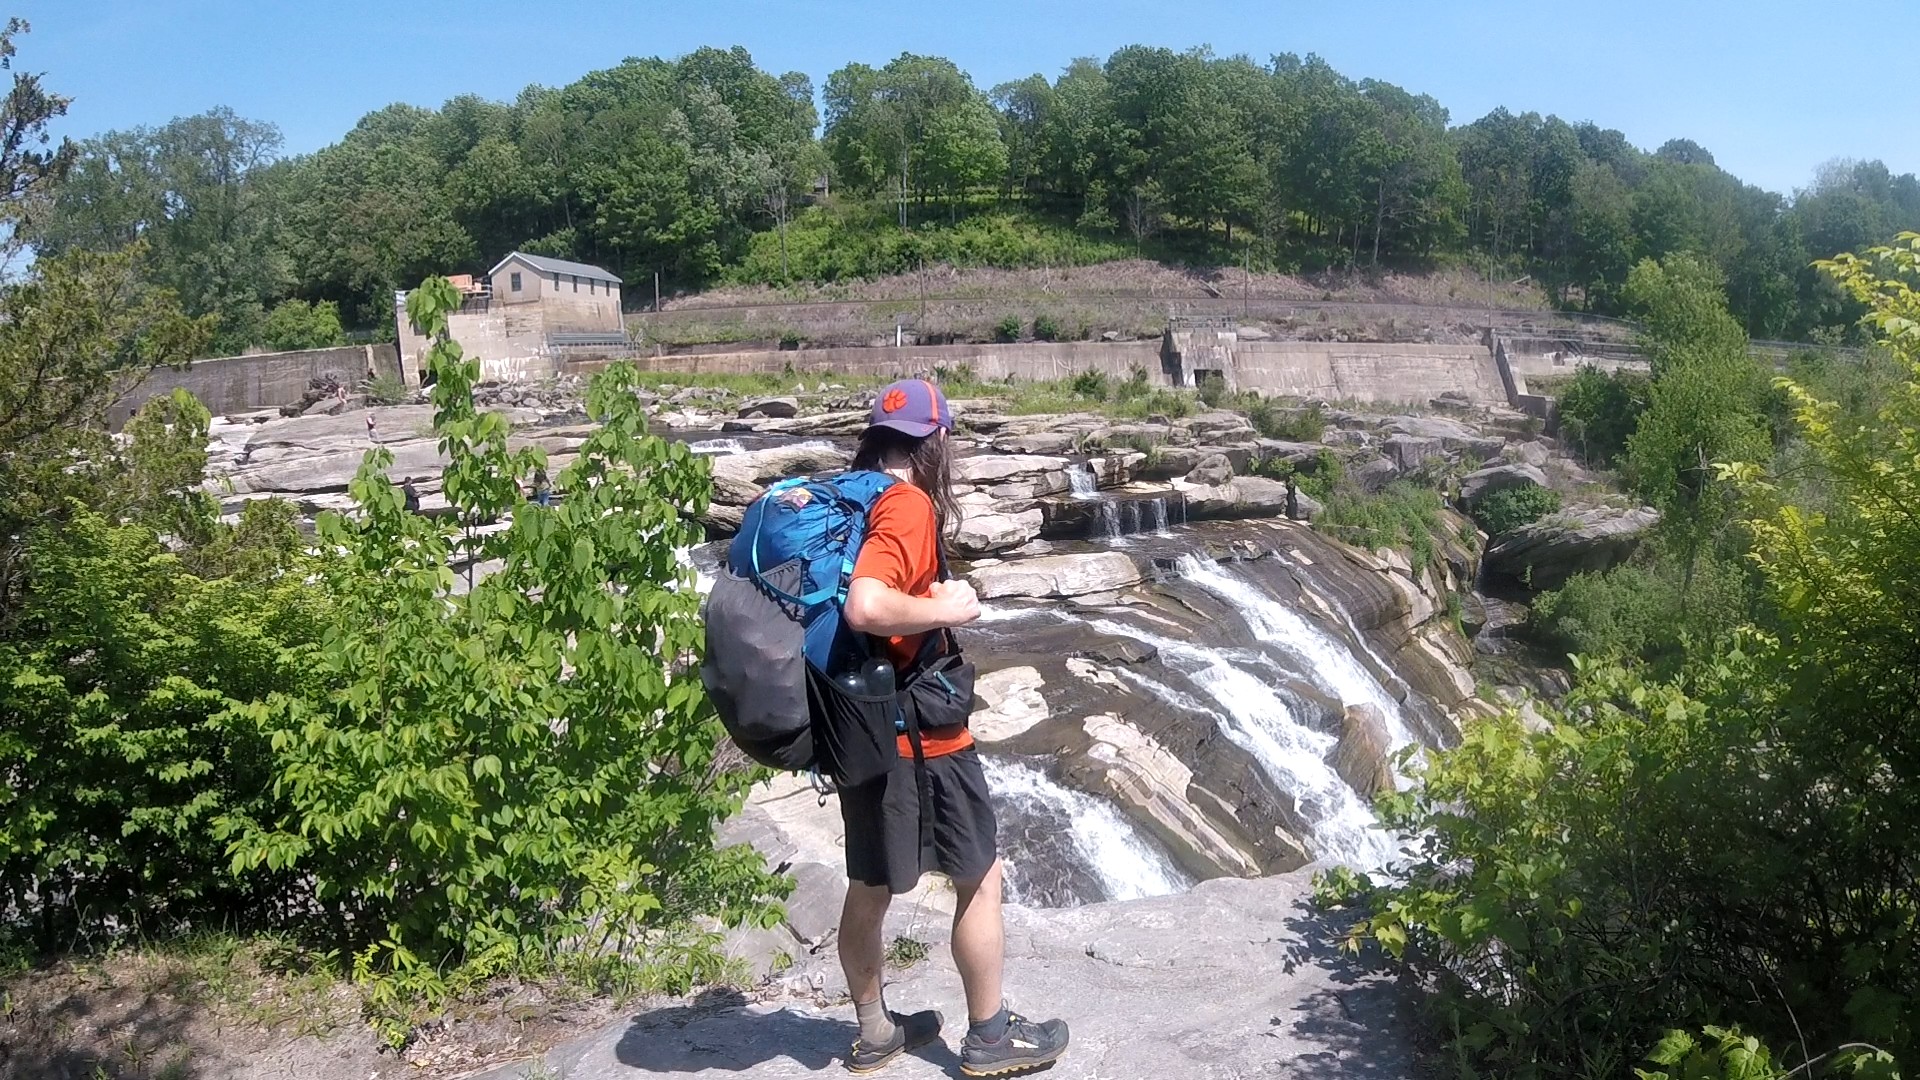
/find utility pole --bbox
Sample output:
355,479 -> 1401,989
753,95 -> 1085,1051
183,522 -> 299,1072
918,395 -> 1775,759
1243,241 -> 1251,319
654,271 -> 661,313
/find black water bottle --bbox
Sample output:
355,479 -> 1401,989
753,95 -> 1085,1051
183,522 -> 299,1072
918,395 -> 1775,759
860,657 -> 896,699
834,666 -> 867,696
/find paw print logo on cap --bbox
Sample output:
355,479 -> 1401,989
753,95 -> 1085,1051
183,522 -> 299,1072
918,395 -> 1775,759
881,388 -> 909,413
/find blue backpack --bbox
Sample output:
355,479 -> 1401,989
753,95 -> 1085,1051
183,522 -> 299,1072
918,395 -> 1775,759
700,470 -> 898,774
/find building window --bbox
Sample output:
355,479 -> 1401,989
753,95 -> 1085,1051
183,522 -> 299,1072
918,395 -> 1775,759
510,272 -> 522,292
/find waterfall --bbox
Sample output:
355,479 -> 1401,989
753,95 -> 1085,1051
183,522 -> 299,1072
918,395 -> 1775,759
687,438 -> 746,455
1067,462 -> 1098,498
1121,500 -> 1140,536
1174,554 -> 1416,751
1148,498 -> 1171,536
982,756 -> 1192,906
1094,501 -> 1123,542
1088,618 -> 1399,869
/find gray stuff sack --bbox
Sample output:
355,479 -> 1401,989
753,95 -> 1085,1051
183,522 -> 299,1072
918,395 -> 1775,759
700,558 -> 816,771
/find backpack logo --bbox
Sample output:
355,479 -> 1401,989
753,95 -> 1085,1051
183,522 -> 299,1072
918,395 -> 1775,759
778,487 -> 814,509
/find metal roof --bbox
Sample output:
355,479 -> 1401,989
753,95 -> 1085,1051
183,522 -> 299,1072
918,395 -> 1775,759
488,251 -> 623,285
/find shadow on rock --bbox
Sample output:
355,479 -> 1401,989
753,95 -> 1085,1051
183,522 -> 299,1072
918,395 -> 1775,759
613,988 -> 961,1075
1270,906 -> 1416,1078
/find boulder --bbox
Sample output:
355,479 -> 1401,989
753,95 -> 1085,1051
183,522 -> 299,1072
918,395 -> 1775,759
1254,440 -> 1325,468
1383,434 -> 1444,474
1332,704 -> 1396,800
705,443 -> 853,510
1076,637 -> 1158,665
954,507 -> 1044,556
1353,456 -> 1399,493
1180,476 -> 1302,521
1458,463 -> 1549,509
1132,446 -> 1205,481
1483,505 -> 1660,591
1181,411 -> 1257,441
952,453 -> 1070,486
1082,714 -> 1264,879
969,666 -> 1049,742
969,551 -> 1142,600
996,432 -> 1078,455
1506,440 -> 1552,467
1183,452 -> 1234,487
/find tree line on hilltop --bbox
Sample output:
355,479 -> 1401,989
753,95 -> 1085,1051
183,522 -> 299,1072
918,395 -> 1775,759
28,43 -> 1920,354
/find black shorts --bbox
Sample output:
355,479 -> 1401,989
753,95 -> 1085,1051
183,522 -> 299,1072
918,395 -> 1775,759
839,746 -> 998,895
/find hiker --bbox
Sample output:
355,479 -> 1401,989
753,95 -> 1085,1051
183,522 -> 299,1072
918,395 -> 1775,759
1285,474 -> 1299,521
400,477 -> 421,515
365,412 -> 376,440
530,467 -> 552,507
835,379 -> 1070,1076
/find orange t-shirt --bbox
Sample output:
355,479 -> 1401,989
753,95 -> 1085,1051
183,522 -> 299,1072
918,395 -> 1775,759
851,483 -> 974,759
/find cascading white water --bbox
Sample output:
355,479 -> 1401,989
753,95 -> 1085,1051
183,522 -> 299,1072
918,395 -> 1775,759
1067,463 -> 1099,498
1086,616 -> 1400,868
1095,501 -> 1123,541
687,438 -> 747,455
1148,498 -> 1171,535
1174,554 -> 1416,751
982,756 -> 1192,905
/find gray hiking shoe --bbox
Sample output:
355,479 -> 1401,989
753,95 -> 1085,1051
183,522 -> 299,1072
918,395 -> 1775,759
959,1012 -> 1070,1077
846,1008 -> 942,1074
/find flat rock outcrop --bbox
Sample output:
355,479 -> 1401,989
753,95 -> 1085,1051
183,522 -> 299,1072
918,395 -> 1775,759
969,552 -> 1142,599
498,868 -> 1411,1080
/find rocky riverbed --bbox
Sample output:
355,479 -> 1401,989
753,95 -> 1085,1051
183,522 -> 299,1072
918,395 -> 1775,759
198,373 -> 1653,1075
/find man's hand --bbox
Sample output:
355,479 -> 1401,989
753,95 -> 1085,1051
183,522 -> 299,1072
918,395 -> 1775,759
929,579 -> 981,626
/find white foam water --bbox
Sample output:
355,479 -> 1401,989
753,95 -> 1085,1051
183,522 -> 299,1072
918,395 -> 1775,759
982,756 -> 1191,904
1086,616 -> 1400,869
687,438 -> 747,455
1067,463 -> 1098,498
1174,554 -> 1415,751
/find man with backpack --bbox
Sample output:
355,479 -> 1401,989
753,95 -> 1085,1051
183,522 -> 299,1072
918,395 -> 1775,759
702,379 -> 1069,1076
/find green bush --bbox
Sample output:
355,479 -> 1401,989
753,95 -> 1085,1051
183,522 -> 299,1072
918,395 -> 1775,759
262,299 -> 347,352
1113,366 -> 1151,404
1069,369 -> 1110,401
0,502 -> 321,949
728,205 -> 1135,285
222,280 -> 786,1038
363,372 -> 409,406
1556,365 -> 1648,468
1529,545 -> 1754,669
1032,313 -> 1063,342
994,314 -> 1023,342
1242,398 -> 1326,442
1197,374 -> 1228,408
1471,485 -> 1562,535
1315,482 -> 1443,564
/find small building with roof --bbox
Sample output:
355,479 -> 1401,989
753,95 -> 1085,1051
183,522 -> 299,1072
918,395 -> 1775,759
394,251 -> 632,383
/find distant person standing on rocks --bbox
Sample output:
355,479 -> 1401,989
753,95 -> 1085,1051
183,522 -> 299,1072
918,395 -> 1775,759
835,379 -> 1070,1076
365,412 -> 376,440
530,467 -> 552,507
401,478 -> 421,515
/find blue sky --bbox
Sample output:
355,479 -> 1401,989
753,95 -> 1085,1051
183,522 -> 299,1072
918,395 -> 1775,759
17,0 -> 1917,196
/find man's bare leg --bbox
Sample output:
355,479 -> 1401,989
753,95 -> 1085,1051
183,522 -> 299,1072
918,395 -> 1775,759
950,857 -> 1006,1024
840,881 -> 896,1045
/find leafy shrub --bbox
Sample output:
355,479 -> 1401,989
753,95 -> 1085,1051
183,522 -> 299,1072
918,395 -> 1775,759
994,314 -> 1023,342
1556,365 -> 1648,467
363,372 -> 409,406
1197,374 -> 1228,408
728,206 -> 1134,285
778,330 -> 803,350
1032,314 -> 1063,342
1530,545 -> 1754,669
1113,365 -> 1152,404
1315,482 -> 1443,564
1069,369 -> 1110,401
1471,485 -> 1561,535
222,280 -> 786,1032
1242,398 -> 1326,441
262,299 -> 347,352
0,503 -> 322,949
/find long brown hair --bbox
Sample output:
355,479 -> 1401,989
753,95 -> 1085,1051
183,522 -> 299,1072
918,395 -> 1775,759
853,425 -> 959,550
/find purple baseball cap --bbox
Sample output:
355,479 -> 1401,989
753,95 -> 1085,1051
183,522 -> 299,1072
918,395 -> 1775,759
868,378 -> 953,438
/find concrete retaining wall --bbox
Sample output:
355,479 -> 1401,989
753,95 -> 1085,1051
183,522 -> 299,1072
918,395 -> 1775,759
585,339 -> 1508,406
594,341 -> 1166,384
109,343 -> 400,427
